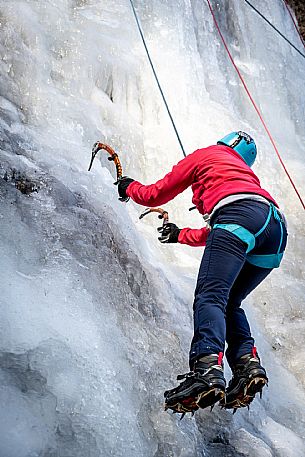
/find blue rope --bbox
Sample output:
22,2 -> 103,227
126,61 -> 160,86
244,0 -> 305,60
128,0 -> 187,157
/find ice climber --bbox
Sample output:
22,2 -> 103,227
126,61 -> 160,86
117,131 -> 287,414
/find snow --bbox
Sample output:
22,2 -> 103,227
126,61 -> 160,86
0,0 -> 305,455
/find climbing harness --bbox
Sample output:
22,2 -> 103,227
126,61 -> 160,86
244,0 -> 305,60
88,142 -> 129,202
213,203 -> 285,268
206,0 -> 305,211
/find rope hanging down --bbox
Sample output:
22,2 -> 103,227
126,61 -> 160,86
205,0 -> 305,211
283,0 -> 305,49
128,0 -> 187,157
244,0 -> 305,59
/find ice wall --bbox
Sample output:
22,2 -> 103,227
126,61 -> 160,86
0,0 -> 305,456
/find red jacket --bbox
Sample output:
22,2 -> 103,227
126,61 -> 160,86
127,145 -> 278,247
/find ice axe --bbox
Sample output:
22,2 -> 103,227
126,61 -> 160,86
139,207 -> 169,228
88,142 -> 129,202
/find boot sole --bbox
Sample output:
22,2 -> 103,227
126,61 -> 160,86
165,385 -> 225,414
196,386 -> 225,409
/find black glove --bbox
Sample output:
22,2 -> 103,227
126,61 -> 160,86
117,176 -> 134,199
157,223 -> 181,244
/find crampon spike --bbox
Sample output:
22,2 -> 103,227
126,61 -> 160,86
260,390 -> 263,399
233,408 -> 238,415
180,413 -> 186,421
210,404 -> 215,412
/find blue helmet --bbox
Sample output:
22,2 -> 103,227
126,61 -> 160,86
217,131 -> 257,167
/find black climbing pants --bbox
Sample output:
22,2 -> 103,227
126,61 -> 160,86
189,199 -> 287,369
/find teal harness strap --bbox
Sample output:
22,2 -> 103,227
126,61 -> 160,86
213,203 -> 285,269
212,223 -> 255,254
253,204 -> 272,237
246,252 -> 284,269
272,204 -> 284,255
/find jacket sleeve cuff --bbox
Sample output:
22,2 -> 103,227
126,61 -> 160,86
126,180 -> 139,198
178,227 -> 210,247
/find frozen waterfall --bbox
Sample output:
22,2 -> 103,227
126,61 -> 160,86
0,0 -> 305,456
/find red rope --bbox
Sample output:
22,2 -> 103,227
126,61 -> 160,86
283,0 -> 305,49
206,0 -> 305,210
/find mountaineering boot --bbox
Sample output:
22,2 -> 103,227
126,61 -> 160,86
221,347 -> 268,412
164,353 -> 226,415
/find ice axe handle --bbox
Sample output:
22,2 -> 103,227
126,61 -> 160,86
139,208 -> 169,225
88,142 -> 128,202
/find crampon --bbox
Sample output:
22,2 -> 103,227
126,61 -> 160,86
221,375 -> 268,413
220,348 -> 268,413
164,371 -> 225,417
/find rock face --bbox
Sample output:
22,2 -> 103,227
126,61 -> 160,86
286,0 -> 305,41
